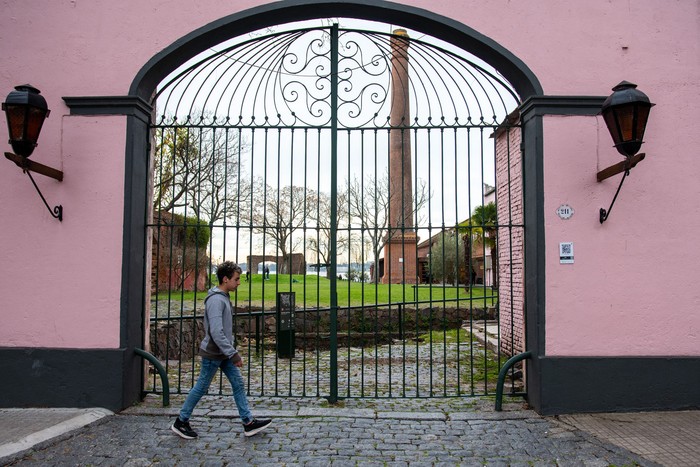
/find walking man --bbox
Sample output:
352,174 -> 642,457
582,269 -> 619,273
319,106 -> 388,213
171,261 -> 272,439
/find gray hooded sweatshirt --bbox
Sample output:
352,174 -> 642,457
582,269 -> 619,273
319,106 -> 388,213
199,286 -> 239,360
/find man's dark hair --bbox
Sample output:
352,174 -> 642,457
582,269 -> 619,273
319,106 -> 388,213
216,261 -> 242,284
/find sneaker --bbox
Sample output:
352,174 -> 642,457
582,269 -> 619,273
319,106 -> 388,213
171,417 -> 198,439
243,418 -> 272,437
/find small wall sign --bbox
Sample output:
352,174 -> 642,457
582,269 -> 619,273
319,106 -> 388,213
556,204 -> 574,220
559,242 -> 574,264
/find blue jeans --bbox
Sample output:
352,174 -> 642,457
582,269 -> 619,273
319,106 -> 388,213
178,357 -> 252,424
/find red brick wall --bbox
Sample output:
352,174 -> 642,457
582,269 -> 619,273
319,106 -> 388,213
495,119 -> 525,356
151,211 -> 210,293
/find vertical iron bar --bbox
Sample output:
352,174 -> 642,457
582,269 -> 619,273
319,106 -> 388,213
288,127 -> 295,396
275,127 -> 281,397
247,127 -> 257,393
167,127 -> 179,392
453,126 -> 461,396
373,128 -> 379,398
412,125 -> 419,396
182,126 -> 194,391
443,126 -> 449,396
387,125 -> 393,399
261,127 -> 269,395
492,124 -> 502,391
479,127 -> 488,393
315,128 -> 322,397
360,128 -> 366,397
467,126 -> 475,396
200,126 -> 214,393
302,127 -> 308,396
400,122 -> 407,398
346,128 -> 352,398
422,126 -> 432,398
404,122 -> 422,397
328,23 -> 339,403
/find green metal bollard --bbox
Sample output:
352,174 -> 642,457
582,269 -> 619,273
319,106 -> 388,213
495,351 -> 531,411
135,348 -> 170,407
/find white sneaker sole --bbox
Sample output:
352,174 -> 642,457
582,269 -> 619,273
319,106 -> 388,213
244,421 -> 272,437
171,423 -> 197,440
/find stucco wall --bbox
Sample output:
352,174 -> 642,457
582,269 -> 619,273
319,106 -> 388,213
2,115 -> 125,348
0,0 -> 698,359
544,114 -> 700,356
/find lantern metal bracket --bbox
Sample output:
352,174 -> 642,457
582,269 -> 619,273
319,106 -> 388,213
5,151 -> 63,221
598,154 -> 644,224
596,153 -> 645,183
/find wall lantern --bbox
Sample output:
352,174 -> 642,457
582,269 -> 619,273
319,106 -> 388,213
597,81 -> 654,224
2,84 -> 63,221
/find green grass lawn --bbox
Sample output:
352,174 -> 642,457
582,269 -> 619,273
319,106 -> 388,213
154,274 -> 497,308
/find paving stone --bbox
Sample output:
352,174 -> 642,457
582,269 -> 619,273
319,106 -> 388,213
2,400 -> 667,467
376,411 -> 446,421
297,407 -> 375,418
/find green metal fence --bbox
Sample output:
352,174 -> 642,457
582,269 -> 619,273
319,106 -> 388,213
145,23 -> 523,401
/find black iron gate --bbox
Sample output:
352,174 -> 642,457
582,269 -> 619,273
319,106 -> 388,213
146,23 -> 523,401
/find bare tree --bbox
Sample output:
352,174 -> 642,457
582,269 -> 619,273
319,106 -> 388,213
346,172 -> 429,282
191,127 -> 251,226
307,191 -> 349,277
152,119 -> 250,226
152,126 -> 199,214
151,121 -> 251,293
252,180 -> 317,274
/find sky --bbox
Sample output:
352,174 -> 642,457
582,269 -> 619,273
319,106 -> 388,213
154,17 -> 519,266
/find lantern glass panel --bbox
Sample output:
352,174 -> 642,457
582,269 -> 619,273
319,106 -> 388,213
634,105 -> 651,142
5,105 -> 27,141
602,108 -> 622,145
616,105 -> 637,142
26,107 -> 48,143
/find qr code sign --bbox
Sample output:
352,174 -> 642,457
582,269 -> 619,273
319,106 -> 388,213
559,242 -> 574,264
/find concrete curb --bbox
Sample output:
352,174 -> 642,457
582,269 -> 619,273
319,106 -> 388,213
0,408 -> 113,462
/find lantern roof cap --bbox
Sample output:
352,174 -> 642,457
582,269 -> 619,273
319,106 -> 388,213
602,81 -> 654,109
3,84 -> 48,111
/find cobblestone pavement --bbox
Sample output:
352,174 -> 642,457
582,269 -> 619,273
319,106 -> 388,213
150,323 -> 510,399
5,396 -> 661,466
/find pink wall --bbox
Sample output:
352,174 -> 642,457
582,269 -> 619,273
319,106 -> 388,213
544,112 -> 700,356
0,0 -> 698,353
1,116 -> 125,347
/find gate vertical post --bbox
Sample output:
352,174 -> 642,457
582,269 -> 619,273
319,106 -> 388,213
328,23 -> 339,403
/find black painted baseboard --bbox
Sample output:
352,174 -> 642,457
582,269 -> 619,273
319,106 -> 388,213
529,356 -> 700,415
0,347 -> 141,412
2,348 -> 697,415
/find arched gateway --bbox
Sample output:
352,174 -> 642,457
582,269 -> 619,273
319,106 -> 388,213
121,1 -> 544,405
